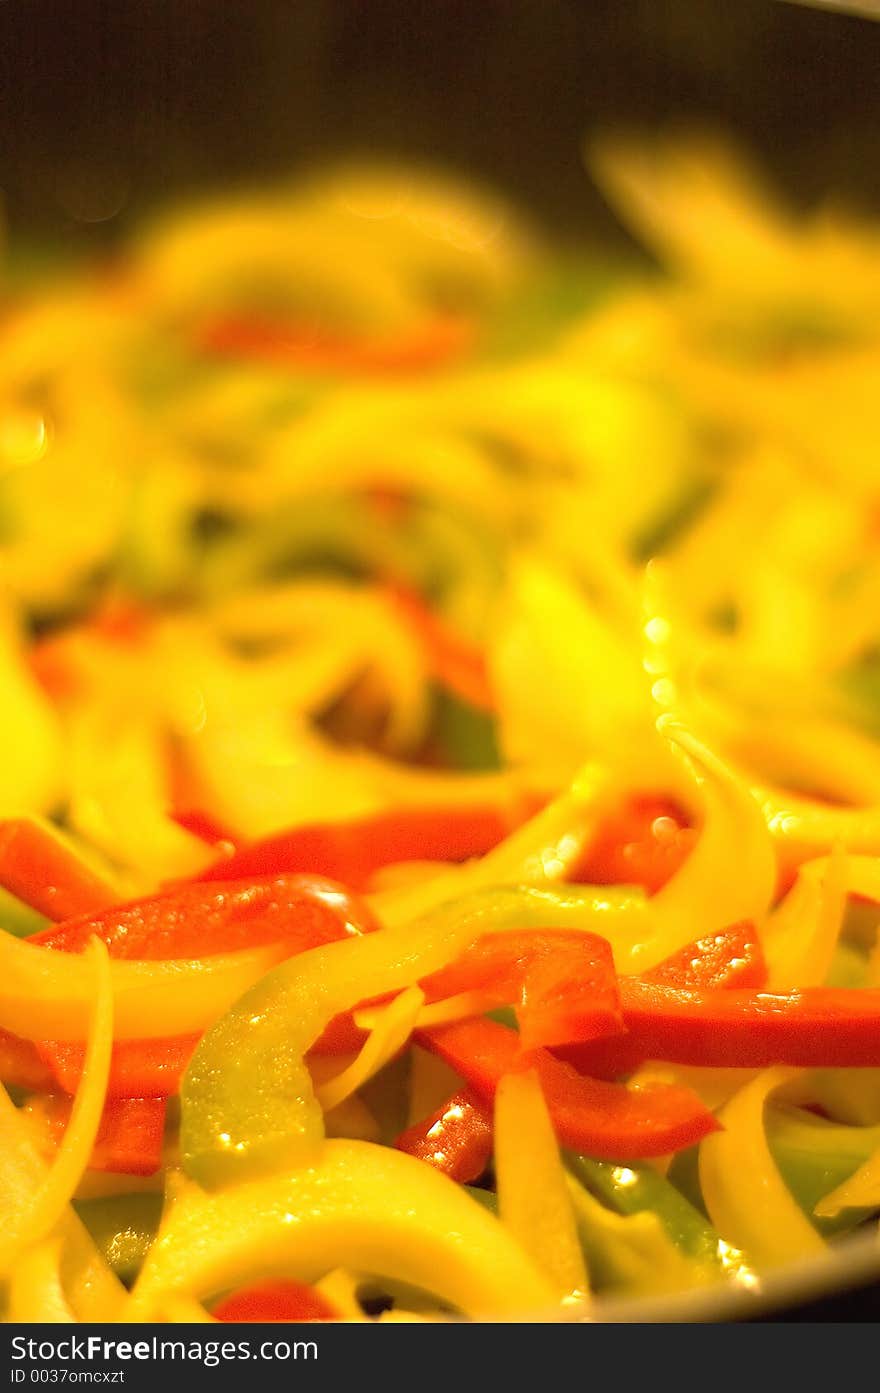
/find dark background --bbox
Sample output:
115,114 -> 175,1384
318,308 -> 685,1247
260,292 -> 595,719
0,0 -> 878,251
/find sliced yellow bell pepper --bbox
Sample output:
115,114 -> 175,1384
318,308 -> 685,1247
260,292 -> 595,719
127,1139 -> 555,1321
764,844 -> 847,989
699,1067 -> 826,1270
494,1069 -> 589,1306
813,1144 -> 880,1219
0,938 -> 113,1274
611,720 -> 777,972
0,932 -> 290,1042
6,1240 -> 76,1323
316,986 -> 424,1113
0,1086 -> 125,1321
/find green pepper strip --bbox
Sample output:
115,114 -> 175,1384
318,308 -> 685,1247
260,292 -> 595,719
670,1104 -> 880,1238
74,1194 -> 164,1287
181,883 -> 636,1189
566,1152 -> 752,1283
765,1105 -> 880,1236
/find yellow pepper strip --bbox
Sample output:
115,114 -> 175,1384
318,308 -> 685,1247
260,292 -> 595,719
0,938 -> 112,1274
355,989 -> 490,1033
494,1069 -> 589,1308
0,933 -> 289,1041
628,1062 -> 758,1115
6,1240 -> 75,1323
615,720 -> 776,972
814,1145 -> 880,1219
699,1067 -> 826,1270
488,555 -> 649,777
184,705 -> 521,846
369,759 -> 614,931
764,844 -> 847,989
739,714 -> 880,810
808,1070 -> 880,1128
315,986 -> 424,1113
0,1086 -> 125,1320
308,1058 -> 380,1139
759,785 -> 880,859
127,1139 -> 555,1321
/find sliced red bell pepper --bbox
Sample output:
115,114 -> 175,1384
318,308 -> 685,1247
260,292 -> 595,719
0,818 -> 119,922
420,929 -> 622,1051
35,1094 -> 167,1176
212,1280 -> 339,1323
574,794 -> 696,894
607,979 -> 880,1069
384,585 -> 493,711
312,927 -> 622,1059
32,874 -> 378,1097
196,805 -> 523,888
0,1026 -> 56,1091
30,873 -> 377,958
43,1037 -> 196,1100
644,921 -> 768,992
196,314 -> 472,378
556,921 -> 767,1079
402,930 -> 759,1177
394,1089 -> 493,1183
417,1017 -> 718,1160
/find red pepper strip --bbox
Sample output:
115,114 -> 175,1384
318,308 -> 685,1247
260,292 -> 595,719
195,805 -> 522,888
417,1018 -> 719,1161
30,874 -> 377,958
0,819 -> 119,922
420,930 -> 623,1051
395,1089 -> 493,1183
403,928 -> 755,1174
605,980 -> 880,1069
573,795 -> 696,895
37,1095 -> 167,1176
557,922 -> 768,1080
385,585 -> 493,711
0,1027 -> 56,1091
196,315 -> 472,378
32,875 -> 378,1097
43,1038 -> 196,1100
213,1280 -> 339,1323
645,922 -> 768,991
312,925 -> 622,1059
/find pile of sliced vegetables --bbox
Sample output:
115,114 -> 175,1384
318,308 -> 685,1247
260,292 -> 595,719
4,136 -> 880,1322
